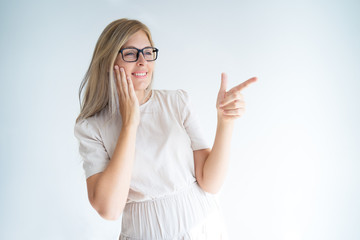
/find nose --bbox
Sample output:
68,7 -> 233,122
137,52 -> 147,66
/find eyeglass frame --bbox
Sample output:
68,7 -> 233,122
118,47 -> 159,62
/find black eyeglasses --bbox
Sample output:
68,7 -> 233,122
119,47 -> 159,62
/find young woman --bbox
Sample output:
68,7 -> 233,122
74,18 -> 256,239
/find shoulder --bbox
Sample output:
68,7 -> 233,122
74,108 -> 111,138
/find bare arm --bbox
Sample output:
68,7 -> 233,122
87,125 -> 137,220
194,119 -> 234,194
195,73 -> 257,194
86,66 -> 139,220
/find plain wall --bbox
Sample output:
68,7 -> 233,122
0,0 -> 359,239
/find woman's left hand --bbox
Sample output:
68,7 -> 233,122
216,73 -> 257,121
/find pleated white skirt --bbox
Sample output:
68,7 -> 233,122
119,182 -> 228,240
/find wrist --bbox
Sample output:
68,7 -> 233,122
121,123 -> 139,132
217,116 -> 235,129
217,111 -> 235,124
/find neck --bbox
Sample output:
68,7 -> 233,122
135,89 -> 150,105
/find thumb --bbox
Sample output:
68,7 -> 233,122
220,72 -> 227,92
217,73 -> 227,106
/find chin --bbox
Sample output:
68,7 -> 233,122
132,79 -> 151,90
133,82 -> 151,91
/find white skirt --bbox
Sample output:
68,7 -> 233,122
119,182 -> 228,240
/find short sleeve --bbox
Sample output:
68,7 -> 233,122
74,119 -> 110,179
177,89 -> 211,151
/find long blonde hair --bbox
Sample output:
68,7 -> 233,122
76,18 -> 154,123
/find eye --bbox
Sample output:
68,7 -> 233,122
122,48 -> 137,56
144,49 -> 153,56
124,52 -> 136,56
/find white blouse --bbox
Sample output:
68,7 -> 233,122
74,89 -> 229,239
74,89 -> 211,203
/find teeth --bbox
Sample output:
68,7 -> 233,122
134,72 -> 146,76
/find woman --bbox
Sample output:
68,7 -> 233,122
74,18 -> 256,239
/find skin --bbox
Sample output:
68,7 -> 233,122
86,30 -> 257,220
194,73 -> 257,194
113,30 -> 154,106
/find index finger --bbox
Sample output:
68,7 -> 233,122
114,65 -> 123,93
230,77 -> 257,92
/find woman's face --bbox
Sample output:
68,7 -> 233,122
114,30 -> 154,91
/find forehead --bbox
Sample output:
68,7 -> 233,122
123,30 -> 151,48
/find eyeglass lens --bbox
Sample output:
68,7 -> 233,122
122,47 -> 157,62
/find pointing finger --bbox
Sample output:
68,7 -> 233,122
230,77 -> 257,92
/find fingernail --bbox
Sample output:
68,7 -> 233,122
114,65 -> 118,69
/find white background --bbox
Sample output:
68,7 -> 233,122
0,0 -> 359,239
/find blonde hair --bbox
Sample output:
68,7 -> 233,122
76,18 -> 154,123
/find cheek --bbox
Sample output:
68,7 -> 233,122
114,56 -> 132,73
115,64 -> 132,76
148,64 -> 155,74
113,56 -> 122,66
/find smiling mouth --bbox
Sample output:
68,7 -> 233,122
132,72 -> 147,77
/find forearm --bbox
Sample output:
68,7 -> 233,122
202,116 -> 234,193
92,125 -> 137,218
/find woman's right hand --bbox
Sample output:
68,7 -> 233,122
114,65 -> 140,127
